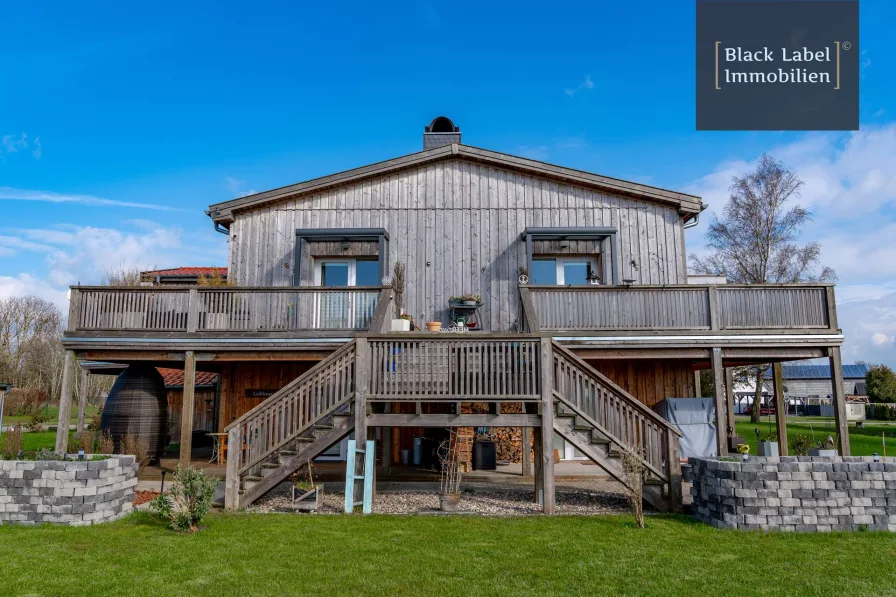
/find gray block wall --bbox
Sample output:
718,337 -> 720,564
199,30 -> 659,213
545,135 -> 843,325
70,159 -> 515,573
0,455 -> 138,526
689,456 -> 896,532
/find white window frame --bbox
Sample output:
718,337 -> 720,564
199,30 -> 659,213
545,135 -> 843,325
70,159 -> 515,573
533,256 -> 600,285
312,258 -> 378,329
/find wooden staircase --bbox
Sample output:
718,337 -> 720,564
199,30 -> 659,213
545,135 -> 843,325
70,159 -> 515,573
550,341 -> 683,512
224,341 -> 358,509
223,335 -> 683,512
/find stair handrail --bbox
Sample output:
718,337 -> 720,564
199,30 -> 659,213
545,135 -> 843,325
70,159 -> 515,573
224,339 -> 357,432
551,341 -> 682,491
225,339 -> 358,477
551,341 -> 682,436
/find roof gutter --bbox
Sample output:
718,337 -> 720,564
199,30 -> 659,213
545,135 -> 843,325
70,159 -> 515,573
682,202 -> 707,229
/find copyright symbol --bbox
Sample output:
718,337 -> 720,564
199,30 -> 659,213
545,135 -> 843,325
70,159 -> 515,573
842,41 -> 851,50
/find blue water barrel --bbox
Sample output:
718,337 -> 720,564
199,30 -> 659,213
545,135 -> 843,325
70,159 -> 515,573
412,436 -> 423,465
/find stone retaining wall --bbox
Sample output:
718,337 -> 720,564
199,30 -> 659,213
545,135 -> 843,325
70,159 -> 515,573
0,455 -> 138,526
689,456 -> 896,532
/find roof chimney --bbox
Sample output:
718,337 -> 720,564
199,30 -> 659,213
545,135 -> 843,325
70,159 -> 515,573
424,116 -> 461,149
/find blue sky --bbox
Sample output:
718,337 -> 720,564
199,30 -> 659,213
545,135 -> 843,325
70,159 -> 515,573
2,1 -> 895,366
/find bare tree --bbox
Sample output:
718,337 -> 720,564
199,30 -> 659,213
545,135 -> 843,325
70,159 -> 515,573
0,296 -> 63,389
690,154 -> 836,422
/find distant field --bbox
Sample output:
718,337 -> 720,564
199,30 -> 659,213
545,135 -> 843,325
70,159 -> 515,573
2,405 -> 98,427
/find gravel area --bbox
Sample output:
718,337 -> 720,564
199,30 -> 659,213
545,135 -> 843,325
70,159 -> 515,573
249,486 -> 630,516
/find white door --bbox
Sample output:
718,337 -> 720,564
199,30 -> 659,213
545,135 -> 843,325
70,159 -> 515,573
313,258 -> 379,328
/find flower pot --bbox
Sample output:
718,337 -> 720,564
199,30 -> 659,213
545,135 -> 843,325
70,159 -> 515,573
426,321 -> 442,332
439,492 -> 461,512
758,441 -> 779,457
463,300 -> 478,306
390,319 -> 411,332
809,448 -> 837,457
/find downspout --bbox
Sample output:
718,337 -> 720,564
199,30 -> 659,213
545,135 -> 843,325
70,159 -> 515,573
683,203 -> 707,229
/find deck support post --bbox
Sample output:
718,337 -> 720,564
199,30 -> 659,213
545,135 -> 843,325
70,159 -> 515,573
724,368 -> 736,448
381,404 -> 392,473
539,338 -> 555,514
533,427 -> 543,503
521,426 -> 532,477
225,425 -> 240,509
354,338 -> 370,505
773,362 -> 788,455
77,367 -> 89,434
710,348 -> 728,456
54,350 -> 76,454
179,350 -> 197,467
828,347 -> 850,455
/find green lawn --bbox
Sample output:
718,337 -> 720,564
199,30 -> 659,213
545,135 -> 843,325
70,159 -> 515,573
19,431 -> 62,452
0,512 -> 894,596
1,405 -> 98,426
734,415 -> 895,456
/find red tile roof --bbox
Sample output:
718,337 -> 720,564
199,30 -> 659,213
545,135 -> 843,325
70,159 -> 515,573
142,267 -> 227,277
157,368 -> 219,388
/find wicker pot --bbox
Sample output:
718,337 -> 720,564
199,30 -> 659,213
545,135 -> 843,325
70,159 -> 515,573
426,321 -> 442,332
439,492 -> 461,512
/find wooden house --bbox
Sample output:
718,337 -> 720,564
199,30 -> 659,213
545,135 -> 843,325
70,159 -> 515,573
56,117 -> 848,512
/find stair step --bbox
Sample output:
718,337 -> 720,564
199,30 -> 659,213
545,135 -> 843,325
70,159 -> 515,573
260,463 -> 280,469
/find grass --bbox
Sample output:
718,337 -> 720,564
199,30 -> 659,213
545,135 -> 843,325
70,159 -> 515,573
734,415 -> 895,456
2,404 -> 99,426
0,512 -> 894,596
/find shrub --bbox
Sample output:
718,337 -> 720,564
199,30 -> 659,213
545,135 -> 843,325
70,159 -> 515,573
2,388 -> 47,417
620,447 -> 647,529
26,410 -> 50,432
98,429 -> 114,454
34,448 -> 62,460
789,433 -> 814,456
866,403 -> 896,421
150,465 -> 218,532
1,424 -> 23,459
120,430 -> 151,469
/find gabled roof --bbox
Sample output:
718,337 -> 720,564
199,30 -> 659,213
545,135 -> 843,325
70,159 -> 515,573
157,367 -> 219,388
763,364 -> 869,380
207,144 -> 703,224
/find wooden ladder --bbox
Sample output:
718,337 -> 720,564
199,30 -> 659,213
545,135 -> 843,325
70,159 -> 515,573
343,439 -> 374,514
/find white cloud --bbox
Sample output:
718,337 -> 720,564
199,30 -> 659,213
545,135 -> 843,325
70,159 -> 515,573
564,75 -> 594,97
0,222 -> 226,312
0,234 -> 57,254
685,122 -> 896,367
872,332 -> 895,347
225,176 -> 257,198
1,133 -> 40,161
0,186 -> 183,211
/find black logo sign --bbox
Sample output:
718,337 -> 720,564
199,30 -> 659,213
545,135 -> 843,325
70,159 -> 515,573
697,0 -> 859,130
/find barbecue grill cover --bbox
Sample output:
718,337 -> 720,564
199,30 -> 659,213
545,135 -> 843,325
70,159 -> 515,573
653,398 -> 717,459
100,364 -> 168,461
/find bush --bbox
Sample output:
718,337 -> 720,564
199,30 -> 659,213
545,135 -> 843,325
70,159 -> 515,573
1,424 -> 23,459
2,388 -> 47,417
98,429 -> 114,454
789,433 -> 814,456
866,403 -> 896,421
26,410 -> 50,432
120,430 -> 151,469
150,465 -> 218,532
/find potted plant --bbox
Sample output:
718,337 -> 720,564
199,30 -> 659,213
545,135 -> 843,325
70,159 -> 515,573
426,321 -> 442,332
755,429 -> 779,457
290,461 -> 322,511
438,431 -> 462,512
389,262 -> 409,331
460,293 -> 481,306
809,435 -> 837,457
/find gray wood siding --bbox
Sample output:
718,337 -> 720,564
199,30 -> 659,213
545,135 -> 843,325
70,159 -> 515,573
227,159 -> 687,331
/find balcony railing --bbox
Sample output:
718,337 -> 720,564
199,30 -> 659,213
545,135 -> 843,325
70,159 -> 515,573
520,284 -> 837,332
66,286 -> 388,334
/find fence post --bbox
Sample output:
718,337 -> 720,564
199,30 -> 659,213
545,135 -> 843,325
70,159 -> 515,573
708,286 -> 720,330
666,430 -> 682,512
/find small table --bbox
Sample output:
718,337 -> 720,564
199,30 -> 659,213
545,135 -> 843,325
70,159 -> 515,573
207,432 -> 228,465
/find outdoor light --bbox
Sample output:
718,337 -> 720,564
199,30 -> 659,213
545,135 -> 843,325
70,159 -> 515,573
873,452 -> 880,462
78,450 -> 85,461
742,453 -> 749,462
